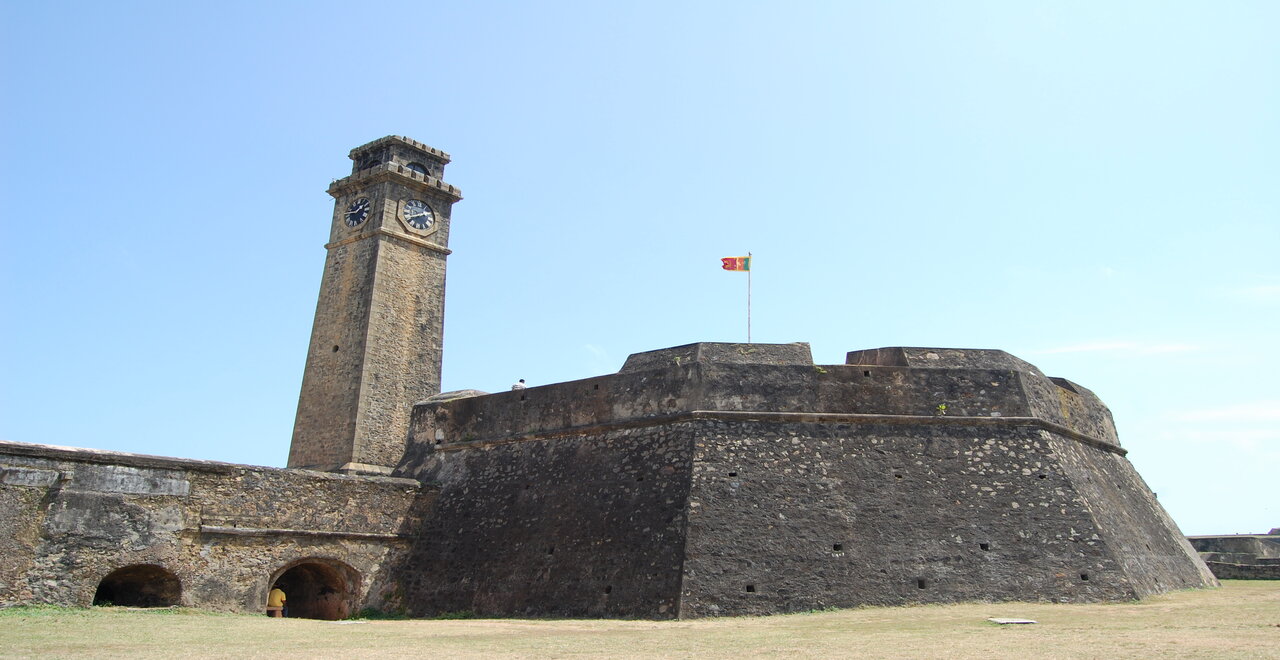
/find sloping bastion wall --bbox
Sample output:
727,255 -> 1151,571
396,343 -> 1216,619
0,441 -> 430,618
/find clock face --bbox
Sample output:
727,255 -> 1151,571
344,198 -> 371,227
402,199 -> 434,230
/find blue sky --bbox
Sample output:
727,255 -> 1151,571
1,1 -> 1275,536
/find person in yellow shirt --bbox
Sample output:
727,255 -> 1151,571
266,585 -> 286,617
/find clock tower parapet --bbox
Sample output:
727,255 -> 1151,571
327,163 -> 462,203
326,137 -> 463,249
346,135 -> 452,179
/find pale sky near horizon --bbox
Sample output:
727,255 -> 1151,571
1,1 -> 1276,536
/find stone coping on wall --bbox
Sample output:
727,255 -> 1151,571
846,347 -> 1047,376
426,409 -> 1126,457
1187,534 -> 1280,539
620,342 -> 814,372
198,525 -> 414,542
0,439 -> 421,487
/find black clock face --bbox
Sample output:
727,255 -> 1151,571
344,198 -> 371,227
402,199 -> 434,230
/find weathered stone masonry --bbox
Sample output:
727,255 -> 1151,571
396,343 -> 1215,619
0,137 -> 1217,620
1189,533 -> 1280,580
290,136 -> 460,475
0,440 -> 429,617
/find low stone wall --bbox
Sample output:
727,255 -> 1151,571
1188,535 -> 1280,559
1188,534 -> 1280,580
1204,562 -> 1280,580
0,440 -> 429,616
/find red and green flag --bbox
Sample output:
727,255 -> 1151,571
721,256 -> 751,271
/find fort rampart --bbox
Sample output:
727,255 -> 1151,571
1189,533 -> 1280,580
394,343 -> 1215,618
0,440 -> 429,618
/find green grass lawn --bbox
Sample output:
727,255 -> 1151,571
3,581 -> 1277,659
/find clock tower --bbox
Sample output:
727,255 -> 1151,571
289,136 -> 462,474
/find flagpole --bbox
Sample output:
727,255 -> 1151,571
747,251 -> 752,343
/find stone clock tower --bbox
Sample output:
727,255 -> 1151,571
289,136 -> 462,474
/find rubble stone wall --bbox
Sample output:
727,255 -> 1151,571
394,423 -> 695,618
397,346 -> 1215,618
1203,562 -> 1280,579
0,441 -> 427,615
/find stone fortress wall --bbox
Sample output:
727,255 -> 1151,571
1188,531 -> 1280,580
0,137 -> 1220,620
396,342 -> 1216,619
0,440 -> 429,618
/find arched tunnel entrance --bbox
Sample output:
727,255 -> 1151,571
270,559 -> 358,620
93,564 -> 182,607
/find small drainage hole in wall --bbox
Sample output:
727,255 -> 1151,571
332,345 -> 340,352
917,579 -> 928,589
1038,474 -> 1047,479
833,543 -> 843,551
636,476 -> 645,482
745,585 -> 755,593
728,472 -> 738,477
1080,573 -> 1089,581
979,543 -> 990,551
547,546 -> 555,555
593,384 -> 599,390
894,474 -> 904,479
863,370 -> 871,377
604,585 -> 612,594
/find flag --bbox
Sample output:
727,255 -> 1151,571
721,256 -> 751,272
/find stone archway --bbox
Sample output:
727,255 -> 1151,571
270,558 -> 359,620
93,564 -> 182,607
